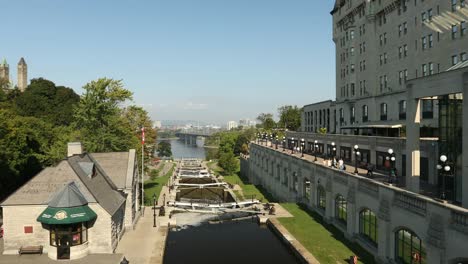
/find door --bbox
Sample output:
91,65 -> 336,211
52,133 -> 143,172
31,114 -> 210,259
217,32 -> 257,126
57,233 -> 71,259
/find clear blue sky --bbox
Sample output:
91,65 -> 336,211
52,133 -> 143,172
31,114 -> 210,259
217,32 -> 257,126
3,0 -> 335,124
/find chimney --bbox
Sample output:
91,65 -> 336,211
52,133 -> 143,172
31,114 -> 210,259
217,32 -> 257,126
67,142 -> 83,157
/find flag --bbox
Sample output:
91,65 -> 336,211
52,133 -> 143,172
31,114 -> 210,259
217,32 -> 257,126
141,127 -> 145,145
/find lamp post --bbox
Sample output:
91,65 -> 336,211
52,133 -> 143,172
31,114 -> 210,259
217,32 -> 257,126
300,138 -> 305,158
275,136 -> 279,149
313,140 -> 318,162
256,133 -> 260,144
152,194 -> 157,228
331,142 -> 336,159
353,144 -> 360,174
282,137 -> 286,151
387,148 -> 396,183
291,138 -> 295,154
437,155 -> 450,200
270,134 -> 273,147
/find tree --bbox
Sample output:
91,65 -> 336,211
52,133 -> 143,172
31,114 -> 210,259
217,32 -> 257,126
73,78 -> 136,152
218,151 -> 238,175
14,78 -> 80,126
256,113 -> 276,130
278,105 -> 302,131
157,141 -> 172,157
122,105 -> 157,159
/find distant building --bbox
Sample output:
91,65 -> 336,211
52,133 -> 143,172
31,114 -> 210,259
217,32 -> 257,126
0,57 -> 28,92
1,142 -> 140,260
227,121 -> 237,130
154,120 -> 162,129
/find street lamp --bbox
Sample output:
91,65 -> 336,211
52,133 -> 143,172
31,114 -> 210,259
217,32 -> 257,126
313,140 -> 318,162
282,137 -> 286,151
437,155 -> 450,200
387,148 -> 396,183
270,134 -> 273,147
275,136 -> 279,149
152,193 -> 157,228
353,144 -> 360,174
300,138 -> 305,158
291,138 -> 295,154
331,142 -> 336,159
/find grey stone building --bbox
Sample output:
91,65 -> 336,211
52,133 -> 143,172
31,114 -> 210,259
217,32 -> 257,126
0,142 -> 141,260
0,57 -> 28,91
299,0 -> 468,206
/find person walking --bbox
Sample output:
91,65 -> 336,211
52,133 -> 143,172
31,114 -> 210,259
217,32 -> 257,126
338,158 -> 344,170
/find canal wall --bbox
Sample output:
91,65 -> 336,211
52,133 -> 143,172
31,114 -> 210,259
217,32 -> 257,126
268,218 -> 320,264
241,143 -> 468,264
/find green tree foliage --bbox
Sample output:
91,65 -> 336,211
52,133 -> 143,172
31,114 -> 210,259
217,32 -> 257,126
218,151 -> 238,175
278,105 -> 302,131
73,78 -> 137,152
157,141 -> 172,157
14,78 -> 80,126
256,112 -> 276,130
122,105 -> 157,159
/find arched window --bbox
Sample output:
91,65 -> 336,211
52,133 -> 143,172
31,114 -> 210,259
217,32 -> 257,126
359,208 -> 378,246
317,186 -> 326,209
395,229 -> 426,264
335,195 -> 347,225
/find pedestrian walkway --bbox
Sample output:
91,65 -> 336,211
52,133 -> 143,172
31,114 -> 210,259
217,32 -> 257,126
116,207 -> 167,264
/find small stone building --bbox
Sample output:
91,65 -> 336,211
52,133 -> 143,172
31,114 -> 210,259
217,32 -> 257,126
0,142 -> 141,260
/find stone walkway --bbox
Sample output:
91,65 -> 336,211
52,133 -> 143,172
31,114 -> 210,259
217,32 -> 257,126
115,207 -> 167,264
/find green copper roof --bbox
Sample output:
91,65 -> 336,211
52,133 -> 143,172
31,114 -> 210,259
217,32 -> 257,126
1,58 -> 7,66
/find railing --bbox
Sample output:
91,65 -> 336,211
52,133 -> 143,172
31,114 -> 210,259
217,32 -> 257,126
451,211 -> 468,234
393,192 -> 427,216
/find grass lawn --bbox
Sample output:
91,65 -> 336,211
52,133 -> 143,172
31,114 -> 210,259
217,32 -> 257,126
278,203 -> 376,264
143,163 -> 175,205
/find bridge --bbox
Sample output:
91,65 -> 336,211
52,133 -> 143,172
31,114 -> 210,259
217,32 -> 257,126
175,128 -> 221,146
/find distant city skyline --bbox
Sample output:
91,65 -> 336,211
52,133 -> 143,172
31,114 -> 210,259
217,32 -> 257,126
2,0 -> 335,123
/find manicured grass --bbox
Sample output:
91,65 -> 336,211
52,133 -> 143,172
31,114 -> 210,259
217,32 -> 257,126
143,163 -> 175,205
278,203 -> 376,264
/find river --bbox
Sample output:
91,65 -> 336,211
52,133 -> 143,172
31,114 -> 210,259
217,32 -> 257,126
157,138 -> 207,159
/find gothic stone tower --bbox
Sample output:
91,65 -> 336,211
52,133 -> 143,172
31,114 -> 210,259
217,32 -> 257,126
0,59 -> 9,83
17,57 -> 27,91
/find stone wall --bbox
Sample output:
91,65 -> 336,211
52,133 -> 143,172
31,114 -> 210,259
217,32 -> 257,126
245,143 -> 468,263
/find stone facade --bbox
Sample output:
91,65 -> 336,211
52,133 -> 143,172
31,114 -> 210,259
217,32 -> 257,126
243,144 -> 468,263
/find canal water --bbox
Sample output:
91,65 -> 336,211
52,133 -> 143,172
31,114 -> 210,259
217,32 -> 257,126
163,218 -> 299,264
158,139 -> 206,160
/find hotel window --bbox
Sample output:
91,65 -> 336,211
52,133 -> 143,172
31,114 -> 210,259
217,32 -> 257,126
350,30 -> 355,39
452,55 -> 459,65
422,100 -> 434,119
379,34 -> 383,46
452,24 -> 458,39
380,103 -> 388,121
398,24 -> 403,36
399,71 -> 403,85
380,55 -> 383,65
428,9 -> 433,21
404,69 -> 408,81
335,195 -> 347,225
339,108 -> 344,125
399,46 -> 403,58
350,106 -> 355,123
384,33 -> 387,44
404,45 -> 408,57
403,22 -> 408,34
317,186 -> 326,210
380,76 -> 384,91
421,12 -> 427,23
461,52 -> 467,62
395,229 -> 426,264
363,60 -> 366,70
452,0 -> 458,11
399,100 -> 407,120
362,105 -> 368,122
421,37 -> 427,50
359,209 -> 378,246
384,75 -> 388,89
384,53 -> 387,64
350,47 -> 354,56
422,64 -> 427,76
351,83 -> 355,96
359,44 -> 362,54
428,34 -> 433,47
429,62 -> 434,75
462,21 -> 467,36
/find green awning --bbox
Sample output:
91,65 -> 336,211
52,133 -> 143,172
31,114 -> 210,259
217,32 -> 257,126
37,205 -> 97,225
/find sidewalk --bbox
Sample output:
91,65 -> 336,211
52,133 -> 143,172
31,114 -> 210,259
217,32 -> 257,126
115,207 -> 167,264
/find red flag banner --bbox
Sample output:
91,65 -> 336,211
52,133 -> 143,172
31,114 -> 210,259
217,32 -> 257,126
141,127 -> 145,145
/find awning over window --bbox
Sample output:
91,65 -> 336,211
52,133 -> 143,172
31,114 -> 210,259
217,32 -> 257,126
37,205 -> 97,225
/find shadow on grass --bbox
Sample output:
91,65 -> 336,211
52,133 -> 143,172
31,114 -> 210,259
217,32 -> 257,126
144,182 -> 159,189
296,203 -> 376,264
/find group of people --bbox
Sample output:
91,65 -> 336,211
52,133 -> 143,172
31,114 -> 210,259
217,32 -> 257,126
329,157 -> 346,171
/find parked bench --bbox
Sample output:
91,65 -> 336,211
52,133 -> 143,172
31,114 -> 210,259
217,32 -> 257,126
18,245 -> 43,255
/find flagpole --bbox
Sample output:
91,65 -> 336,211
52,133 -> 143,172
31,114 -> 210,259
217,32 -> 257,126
141,127 -> 145,215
